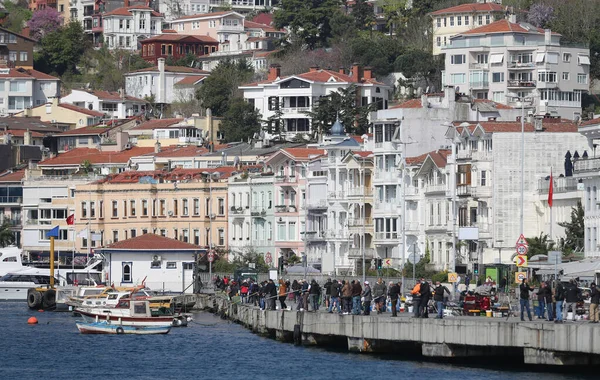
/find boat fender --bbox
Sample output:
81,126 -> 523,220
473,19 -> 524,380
42,289 -> 56,309
293,324 -> 301,346
116,327 -> 124,334
27,289 -> 43,309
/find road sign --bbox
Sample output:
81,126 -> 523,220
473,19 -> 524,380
515,255 -> 527,267
516,243 -> 528,256
265,251 -> 272,264
407,252 -> 421,264
515,271 -> 527,283
384,258 -> 392,267
207,251 -> 215,263
515,234 -> 527,246
448,272 -> 458,283
547,251 -> 561,265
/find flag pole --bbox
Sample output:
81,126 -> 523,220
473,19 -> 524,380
549,168 -> 553,242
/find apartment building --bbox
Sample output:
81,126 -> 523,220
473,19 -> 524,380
0,68 -> 60,116
103,6 -> 164,50
139,33 -> 218,64
73,168 -> 233,253
0,169 -> 24,247
0,27 -> 35,69
158,0 -> 210,21
241,64 -> 390,141
20,98 -> 104,128
442,18 -> 590,120
430,0 -> 505,56
61,89 -> 146,119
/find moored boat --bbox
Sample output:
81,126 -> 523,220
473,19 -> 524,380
75,321 -> 171,335
75,299 -> 174,327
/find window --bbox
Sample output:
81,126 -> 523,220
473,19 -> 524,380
464,16 -> 469,25
449,16 -> 454,26
480,171 -> 487,186
492,92 -> 505,103
166,262 -> 176,269
450,73 -> 466,84
173,199 -> 178,216
444,36 -> 447,46
139,19 -> 146,29
476,54 -> 488,64
9,81 -> 26,92
451,54 -> 465,65
492,72 -> 504,83
193,229 -> 200,245
130,229 -> 136,238
577,74 -> 588,84
90,202 -> 95,218
268,192 -> 272,209
159,199 -> 166,216
142,200 -> 148,216
112,201 -> 118,217
578,55 -> 591,65
130,200 -> 136,216
193,198 -> 200,215
436,18 -> 441,27
205,198 -> 210,216
485,15 -> 490,24
123,200 -> 127,217
81,202 -> 87,218
563,53 -> 571,62
288,222 -> 296,241
436,37 -> 441,47
538,71 -> 557,83
182,229 -> 189,243
562,72 -> 570,81
218,229 -> 224,246
122,262 -> 132,283
477,15 -> 483,25
457,16 -> 462,26
182,199 -> 189,216
218,198 -> 225,215
277,223 -> 286,240
19,51 -> 27,61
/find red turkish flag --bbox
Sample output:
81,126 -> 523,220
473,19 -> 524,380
547,170 -> 553,208
66,214 -> 75,225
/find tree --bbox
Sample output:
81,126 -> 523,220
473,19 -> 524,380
230,247 -> 270,272
1,0 -> 32,34
35,21 -> 89,76
220,98 -> 262,142
274,0 -> 342,49
195,59 -> 254,117
0,222 -> 15,247
558,201 -> 584,255
79,48 -> 152,91
350,0 -> 375,31
525,233 -> 556,259
27,8 -> 62,39
527,3 -> 554,28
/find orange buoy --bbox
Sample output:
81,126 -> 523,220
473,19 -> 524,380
38,309 -> 44,312
27,317 -> 38,324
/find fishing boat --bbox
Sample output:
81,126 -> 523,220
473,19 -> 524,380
75,320 -> 171,335
75,299 -> 174,328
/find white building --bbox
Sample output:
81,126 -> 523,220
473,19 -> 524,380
442,18 -> 590,120
0,67 -> 60,115
61,89 -> 146,119
241,64 -> 390,141
159,0 -> 210,21
103,6 -> 164,50
124,58 -> 209,104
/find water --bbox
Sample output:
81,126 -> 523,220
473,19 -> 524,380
0,303 -> 592,380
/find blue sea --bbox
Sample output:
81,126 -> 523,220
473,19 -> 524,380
0,302 -> 592,379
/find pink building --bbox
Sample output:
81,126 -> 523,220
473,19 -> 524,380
170,11 -> 245,44
265,148 -> 324,261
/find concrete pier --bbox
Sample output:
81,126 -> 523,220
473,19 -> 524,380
195,295 -> 600,366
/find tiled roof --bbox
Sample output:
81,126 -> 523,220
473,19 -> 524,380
172,11 -> 238,21
0,169 -> 25,182
429,149 -> 451,168
282,148 -> 325,160
39,147 -> 155,166
162,29 -> 176,33
244,20 -> 282,33
132,118 -> 184,130
104,6 -> 162,17
68,89 -> 146,103
249,13 -> 274,27
154,145 -> 209,158
253,50 -> 278,58
390,99 -> 422,109
22,69 -> 59,80
57,103 -> 105,117
101,166 -> 244,184
430,2 -> 504,15
461,19 -> 560,36
129,66 -> 210,74
581,117 -> 600,127
0,26 -> 36,42
174,75 -> 208,86
104,233 -> 200,250
455,119 -> 578,133
0,117 -> 60,132
0,129 -> 45,137
353,151 -> 373,158
0,68 -> 35,78
405,151 -> 429,166
57,126 -> 113,136
141,34 -> 217,43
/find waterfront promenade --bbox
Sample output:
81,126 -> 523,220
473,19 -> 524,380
194,294 -> 600,366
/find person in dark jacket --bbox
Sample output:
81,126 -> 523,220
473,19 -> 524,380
372,278 -> 387,314
541,282 -> 554,321
590,283 -> 599,323
433,281 -> 451,319
419,279 -> 431,318
328,280 -> 341,314
388,281 -> 401,317
264,279 -> 277,310
362,281 -> 372,315
309,279 -> 321,311
351,280 -> 362,315
554,281 -> 565,323
563,279 -> 581,321
536,283 -> 549,319
519,279 -> 534,321
323,278 -> 332,308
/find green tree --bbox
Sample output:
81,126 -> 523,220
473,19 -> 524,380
348,33 -> 405,77
231,247 -> 270,272
1,0 -> 32,33
35,21 -> 89,76
558,200 -> 584,255
0,222 -> 15,247
351,0 -> 376,31
195,59 -> 254,117
264,101 -> 285,140
394,49 -> 440,79
220,98 -> 262,143
274,0 -> 342,49
525,233 -> 556,259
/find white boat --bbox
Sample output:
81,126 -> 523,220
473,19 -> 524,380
75,299 -> 174,327
75,321 -> 171,335
0,246 -> 26,277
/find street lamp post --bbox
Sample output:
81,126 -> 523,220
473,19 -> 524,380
496,240 -> 504,265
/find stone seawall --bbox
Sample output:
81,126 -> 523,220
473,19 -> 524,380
193,295 -> 600,366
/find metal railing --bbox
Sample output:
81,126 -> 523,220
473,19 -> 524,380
0,196 -> 22,203
306,200 -> 327,210
507,79 -> 536,88
537,177 -> 580,194
348,248 -> 375,258
574,157 -> 600,173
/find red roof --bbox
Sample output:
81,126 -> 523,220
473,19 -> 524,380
456,119 -> 578,133
353,151 -> 373,158
581,117 -> 600,127
22,69 -> 59,80
132,118 -> 184,130
104,6 -> 162,17
0,129 -> 44,138
282,148 -> 325,160
174,75 -> 208,86
100,166 -> 245,184
243,68 -> 383,87
429,149 -> 451,168
430,2 -> 504,15
390,99 -> 422,109
141,34 -> 218,43
172,11 -> 239,21
249,13 -> 274,26
104,233 -> 201,250
462,19 -> 559,36
57,125 -> 113,136
39,147 -> 155,166
0,68 -> 36,78
0,169 -> 25,182
129,66 -> 210,74
153,145 -> 209,158
58,103 -> 105,117
244,20 -> 282,33
405,151 -> 429,166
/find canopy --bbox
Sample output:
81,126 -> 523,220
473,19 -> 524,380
535,258 -> 600,279
285,265 -> 320,274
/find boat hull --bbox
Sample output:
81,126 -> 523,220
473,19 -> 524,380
77,309 -> 174,327
76,321 -> 171,335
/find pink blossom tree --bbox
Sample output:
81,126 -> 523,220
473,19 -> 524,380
27,8 -> 63,40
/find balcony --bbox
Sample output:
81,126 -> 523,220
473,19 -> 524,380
229,206 -> 248,215
472,150 -> 492,161
457,185 -> 472,196
457,150 -> 471,160
250,207 -> 268,218
374,201 -> 398,213
574,157 -> 600,173
374,141 -> 397,151
304,231 -> 326,242
472,186 -> 492,198
538,177 -> 580,194
346,188 -> 372,199
275,175 -> 296,183
374,232 -> 399,242
469,63 -> 489,70
306,200 -> 327,211
281,107 -> 310,114
328,191 -> 345,200
0,196 -> 22,204
374,170 -> 398,182
470,81 -> 489,89
507,80 -> 536,88
424,184 -> 446,194
508,62 -> 535,69
0,217 -> 21,226
218,24 -> 244,33
347,217 -> 373,229
326,229 -> 350,240
348,248 -> 375,259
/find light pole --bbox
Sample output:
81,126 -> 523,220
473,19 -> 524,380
496,240 -> 503,265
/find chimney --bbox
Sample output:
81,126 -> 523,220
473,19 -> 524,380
309,66 -> 319,72
24,129 -> 32,145
268,64 -> 281,81
363,66 -> 373,80
545,29 -> 552,45
206,107 -> 213,142
116,131 -> 128,151
154,140 -> 161,153
157,58 -> 166,104
421,94 -> 428,109
339,67 -> 345,75
508,14 -> 516,23
352,63 -> 361,83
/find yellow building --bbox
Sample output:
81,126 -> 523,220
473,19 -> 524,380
19,98 -> 104,130
73,167 -> 237,254
130,115 -> 222,148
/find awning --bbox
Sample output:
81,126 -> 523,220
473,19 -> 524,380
535,52 -> 546,63
489,53 -> 504,64
578,55 -> 591,65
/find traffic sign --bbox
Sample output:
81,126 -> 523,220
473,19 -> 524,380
265,251 -> 272,264
408,252 -> 421,264
448,273 -> 458,283
207,251 -> 215,263
516,243 -> 528,256
515,234 -> 527,246
515,271 -> 527,283
515,255 -> 527,267
384,258 -> 392,267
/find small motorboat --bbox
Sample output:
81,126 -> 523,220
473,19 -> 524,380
75,299 -> 174,328
75,320 -> 171,335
